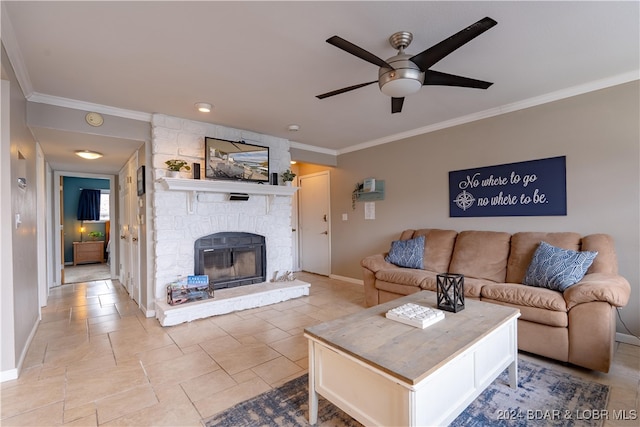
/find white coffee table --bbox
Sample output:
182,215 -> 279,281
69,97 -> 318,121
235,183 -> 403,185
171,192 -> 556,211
304,291 -> 520,426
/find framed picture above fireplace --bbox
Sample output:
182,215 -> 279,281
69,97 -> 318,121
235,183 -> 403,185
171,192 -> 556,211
205,137 -> 270,183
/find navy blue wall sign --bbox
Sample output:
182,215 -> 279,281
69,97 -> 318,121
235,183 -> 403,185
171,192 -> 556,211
449,156 -> 567,217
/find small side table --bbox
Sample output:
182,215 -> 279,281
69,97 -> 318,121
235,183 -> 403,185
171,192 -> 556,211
73,241 -> 105,265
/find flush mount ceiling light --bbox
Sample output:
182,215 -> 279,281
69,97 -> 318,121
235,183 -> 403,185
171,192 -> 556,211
75,150 -> 103,160
195,102 -> 212,113
288,124 -> 300,132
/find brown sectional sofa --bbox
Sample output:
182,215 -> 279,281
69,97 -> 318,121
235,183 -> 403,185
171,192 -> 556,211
361,229 -> 631,372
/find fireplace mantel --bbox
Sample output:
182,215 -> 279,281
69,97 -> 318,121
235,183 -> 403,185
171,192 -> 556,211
157,177 -> 298,213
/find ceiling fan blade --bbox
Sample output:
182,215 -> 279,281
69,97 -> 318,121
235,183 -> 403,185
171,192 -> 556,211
391,97 -> 404,114
424,70 -> 493,89
327,36 -> 394,69
316,80 -> 377,99
409,17 -> 497,71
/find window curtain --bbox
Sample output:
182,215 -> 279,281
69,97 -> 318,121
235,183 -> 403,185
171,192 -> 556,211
77,189 -> 101,221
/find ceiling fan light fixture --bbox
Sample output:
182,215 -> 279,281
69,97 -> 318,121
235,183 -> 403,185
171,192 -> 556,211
378,55 -> 424,97
380,77 -> 423,97
195,102 -> 212,113
75,150 -> 103,160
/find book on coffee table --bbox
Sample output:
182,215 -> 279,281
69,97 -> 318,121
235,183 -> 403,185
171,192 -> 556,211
386,303 -> 445,329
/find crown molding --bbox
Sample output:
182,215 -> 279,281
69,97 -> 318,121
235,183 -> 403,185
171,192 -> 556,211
338,71 -> 640,155
290,140 -> 338,156
1,2 -> 34,97
27,92 -> 152,122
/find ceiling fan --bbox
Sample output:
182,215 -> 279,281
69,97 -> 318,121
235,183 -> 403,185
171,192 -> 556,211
316,17 -> 497,114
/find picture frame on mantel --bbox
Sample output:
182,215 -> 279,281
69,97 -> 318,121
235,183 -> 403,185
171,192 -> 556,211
137,165 -> 146,196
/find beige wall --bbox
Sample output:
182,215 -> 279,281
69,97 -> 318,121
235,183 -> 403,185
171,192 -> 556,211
331,81 -> 639,336
1,44 -> 40,375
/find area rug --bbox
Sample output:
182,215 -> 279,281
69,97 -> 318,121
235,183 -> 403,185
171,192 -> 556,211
203,359 -> 609,427
64,263 -> 110,283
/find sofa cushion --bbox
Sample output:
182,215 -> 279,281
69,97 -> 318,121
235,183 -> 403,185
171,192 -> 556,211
375,268 -> 429,288
448,230 -> 511,282
483,299 -> 568,327
376,281 -> 424,298
581,234 -> 617,275
412,229 -> 458,273
481,282 -> 567,312
422,275 -> 490,298
523,241 -> 597,291
385,236 -> 425,269
506,232 -> 582,283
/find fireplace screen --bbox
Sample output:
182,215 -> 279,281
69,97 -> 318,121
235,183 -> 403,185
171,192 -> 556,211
195,232 -> 266,290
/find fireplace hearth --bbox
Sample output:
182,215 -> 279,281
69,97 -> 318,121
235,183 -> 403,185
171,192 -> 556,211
194,232 -> 266,290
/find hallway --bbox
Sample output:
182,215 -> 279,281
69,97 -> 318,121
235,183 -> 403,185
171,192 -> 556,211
63,264 -> 111,284
1,274 -> 638,426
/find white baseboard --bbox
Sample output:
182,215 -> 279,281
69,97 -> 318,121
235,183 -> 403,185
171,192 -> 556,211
1,318 -> 40,383
616,332 -> 640,346
329,274 -> 364,285
1,368 -> 18,382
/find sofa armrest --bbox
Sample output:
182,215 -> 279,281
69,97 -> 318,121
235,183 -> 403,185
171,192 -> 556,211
564,273 -> 631,310
361,253 -> 396,273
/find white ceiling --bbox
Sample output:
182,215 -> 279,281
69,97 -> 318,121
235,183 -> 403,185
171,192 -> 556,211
3,1 -> 639,173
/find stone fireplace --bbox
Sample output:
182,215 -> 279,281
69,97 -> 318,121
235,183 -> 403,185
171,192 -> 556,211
194,232 -> 266,290
150,114 -> 305,325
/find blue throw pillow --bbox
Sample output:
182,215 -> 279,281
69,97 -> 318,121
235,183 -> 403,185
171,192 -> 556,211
523,241 -> 598,291
385,236 -> 425,269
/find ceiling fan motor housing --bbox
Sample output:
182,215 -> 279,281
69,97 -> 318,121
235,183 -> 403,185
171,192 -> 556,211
378,53 -> 425,97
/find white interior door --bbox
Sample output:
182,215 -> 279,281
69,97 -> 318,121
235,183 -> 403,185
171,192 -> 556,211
299,171 -> 331,276
119,156 -> 140,303
118,166 -> 131,293
128,157 -> 140,304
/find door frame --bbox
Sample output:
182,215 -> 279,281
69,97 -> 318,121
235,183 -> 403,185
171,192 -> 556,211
52,171 -> 117,287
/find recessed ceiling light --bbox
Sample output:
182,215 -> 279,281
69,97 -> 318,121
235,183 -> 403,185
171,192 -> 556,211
195,102 -> 212,113
75,150 -> 103,160
288,124 -> 300,132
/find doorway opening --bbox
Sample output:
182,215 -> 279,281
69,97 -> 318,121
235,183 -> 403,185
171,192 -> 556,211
53,172 -> 117,287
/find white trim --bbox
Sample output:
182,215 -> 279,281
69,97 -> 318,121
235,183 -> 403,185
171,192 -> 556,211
329,274 -> 364,286
26,92 -> 152,122
1,368 -> 18,383
338,71 -> 640,155
3,319 -> 41,383
616,332 -> 640,347
290,140 -> 338,156
0,2 -> 34,97
141,307 -> 156,318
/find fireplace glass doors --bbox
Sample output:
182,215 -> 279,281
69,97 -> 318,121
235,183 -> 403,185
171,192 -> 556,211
194,232 -> 266,290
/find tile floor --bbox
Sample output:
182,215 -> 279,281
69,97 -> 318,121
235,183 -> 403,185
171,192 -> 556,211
1,273 -> 638,426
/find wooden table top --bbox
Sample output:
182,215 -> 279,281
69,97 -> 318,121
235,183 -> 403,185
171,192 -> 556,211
304,291 -> 520,385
